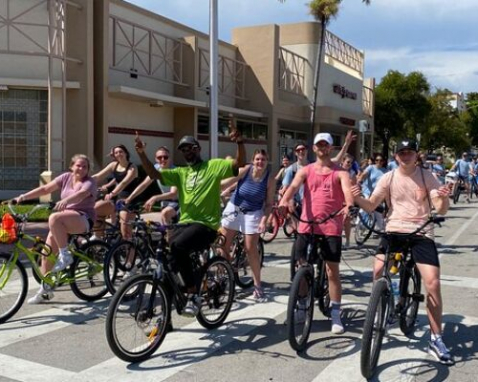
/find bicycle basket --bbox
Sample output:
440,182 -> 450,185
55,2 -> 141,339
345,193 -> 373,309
0,213 -> 19,244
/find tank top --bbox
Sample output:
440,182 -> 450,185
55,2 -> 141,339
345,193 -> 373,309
299,163 -> 345,236
113,162 -> 136,197
232,165 -> 269,212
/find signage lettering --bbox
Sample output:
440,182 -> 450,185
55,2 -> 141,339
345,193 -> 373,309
333,84 -> 357,100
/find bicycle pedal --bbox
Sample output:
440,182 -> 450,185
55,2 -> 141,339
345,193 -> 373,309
412,293 -> 425,302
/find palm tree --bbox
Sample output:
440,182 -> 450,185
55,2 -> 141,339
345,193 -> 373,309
279,0 -> 371,150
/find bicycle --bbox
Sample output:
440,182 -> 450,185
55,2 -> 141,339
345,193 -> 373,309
452,176 -> 465,204
104,217 -> 166,295
352,208 -> 376,246
260,201 -> 296,243
286,209 -> 341,352
0,201 -> 110,324
229,231 -> 264,289
360,214 -> 444,379
105,224 -> 235,363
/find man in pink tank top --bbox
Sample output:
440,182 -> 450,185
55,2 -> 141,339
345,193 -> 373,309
280,132 -> 354,334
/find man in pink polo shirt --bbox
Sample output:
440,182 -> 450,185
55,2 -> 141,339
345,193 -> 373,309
280,132 -> 354,334
351,138 -> 454,365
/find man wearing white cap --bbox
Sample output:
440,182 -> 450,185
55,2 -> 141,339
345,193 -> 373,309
280,132 -> 354,334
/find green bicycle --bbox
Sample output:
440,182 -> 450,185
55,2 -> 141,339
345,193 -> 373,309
0,202 -> 110,324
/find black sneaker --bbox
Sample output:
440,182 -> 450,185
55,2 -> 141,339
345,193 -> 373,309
428,338 -> 455,365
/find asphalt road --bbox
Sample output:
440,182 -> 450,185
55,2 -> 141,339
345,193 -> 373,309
0,201 -> 477,382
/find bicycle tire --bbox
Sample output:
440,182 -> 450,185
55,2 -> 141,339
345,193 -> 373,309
360,278 -> 390,379
287,266 -> 315,352
289,239 -> 298,282
453,181 -> 461,204
0,253 -> 28,324
233,238 -> 264,289
399,265 -> 421,335
316,257 -> 331,318
197,257 -> 235,329
104,240 -> 147,295
70,240 -> 110,301
105,274 -> 170,363
355,210 -> 376,246
260,212 -> 279,243
283,216 -> 296,238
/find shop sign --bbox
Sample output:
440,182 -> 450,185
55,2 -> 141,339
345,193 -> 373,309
333,84 -> 357,100
339,117 -> 356,126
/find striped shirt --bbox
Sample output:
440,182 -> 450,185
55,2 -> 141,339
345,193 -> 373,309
232,165 -> 269,212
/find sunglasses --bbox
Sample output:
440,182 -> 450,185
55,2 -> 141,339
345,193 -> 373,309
295,148 -> 306,153
156,155 -> 169,160
375,159 -> 384,162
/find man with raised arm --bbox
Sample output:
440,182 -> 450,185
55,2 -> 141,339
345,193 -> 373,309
279,132 -> 354,334
134,128 -> 245,317
351,138 -> 454,365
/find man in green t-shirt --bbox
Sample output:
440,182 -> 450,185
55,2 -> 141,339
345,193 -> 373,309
135,129 -> 245,317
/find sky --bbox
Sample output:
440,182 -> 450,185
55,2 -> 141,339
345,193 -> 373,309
126,0 -> 478,95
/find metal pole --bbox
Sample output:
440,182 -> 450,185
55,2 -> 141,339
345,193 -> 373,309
209,0 -> 218,158
60,0 -> 66,167
47,0 -> 53,171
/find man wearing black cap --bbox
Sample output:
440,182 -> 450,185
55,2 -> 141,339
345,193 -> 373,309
351,138 -> 454,365
135,129 -> 245,317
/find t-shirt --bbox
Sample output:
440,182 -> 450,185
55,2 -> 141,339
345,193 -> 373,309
454,159 -> 471,177
154,163 -> 179,209
159,159 -> 234,230
54,172 -> 97,221
282,161 -> 306,203
372,168 -> 441,238
362,165 -> 388,197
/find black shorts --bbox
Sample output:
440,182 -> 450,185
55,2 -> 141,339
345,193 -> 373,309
294,233 -> 342,263
376,235 -> 440,267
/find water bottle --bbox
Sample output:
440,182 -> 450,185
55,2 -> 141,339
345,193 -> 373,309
391,278 -> 400,299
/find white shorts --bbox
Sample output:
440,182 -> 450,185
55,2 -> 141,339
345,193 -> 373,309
221,201 -> 263,235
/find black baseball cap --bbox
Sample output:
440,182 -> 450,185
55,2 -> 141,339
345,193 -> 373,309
177,135 -> 200,150
396,139 -> 418,153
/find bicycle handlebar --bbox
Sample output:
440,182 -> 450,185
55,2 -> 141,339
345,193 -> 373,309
291,209 -> 342,226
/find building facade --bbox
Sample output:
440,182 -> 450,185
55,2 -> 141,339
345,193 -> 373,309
0,0 -> 374,198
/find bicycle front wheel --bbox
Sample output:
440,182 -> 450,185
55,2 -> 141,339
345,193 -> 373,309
260,212 -> 279,243
197,257 -> 235,329
287,266 -> 314,352
355,210 -> 376,246
282,216 -> 296,238
360,278 -> 390,379
399,265 -> 421,335
453,182 -> 461,204
105,274 -> 170,363
0,253 -> 28,324
70,240 -> 110,301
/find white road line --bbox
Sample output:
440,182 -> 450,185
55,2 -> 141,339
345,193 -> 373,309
445,207 -> 478,246
0,303 -> 102,348
266,259 -> 478,289
314,314 -> 478,382
0,353 -> 76,382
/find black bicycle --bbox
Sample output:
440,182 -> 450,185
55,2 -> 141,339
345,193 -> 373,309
360,214 -> 444,379
105,224 -> 235,363
286,210 -> 341,352
230,231 -> 264,289
452,176 -> 466,204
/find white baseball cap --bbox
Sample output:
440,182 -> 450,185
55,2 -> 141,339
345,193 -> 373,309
313,133 -> 333,146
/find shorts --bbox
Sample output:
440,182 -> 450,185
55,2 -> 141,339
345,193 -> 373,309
221,201 -> 263,235
294,233 -> 342,263
376,234 -> 439,267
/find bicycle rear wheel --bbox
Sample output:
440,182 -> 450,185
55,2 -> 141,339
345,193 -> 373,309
399,265 -> 421,335
260,212 -> 279,243
453,181 -> 461,204
105,274 -> 170,363
355,210 -> 376,246
360,278 -> 390,379
0,253 -> 28,324
70,240 -> 109,301
287,266 -> 314,352
197,257 -> 235,329
316,258 -> 331,318
104,240 -> 146,295
233,238 -> 264,289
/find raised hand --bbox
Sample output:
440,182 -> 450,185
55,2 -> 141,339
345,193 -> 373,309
134,131 -> 146,154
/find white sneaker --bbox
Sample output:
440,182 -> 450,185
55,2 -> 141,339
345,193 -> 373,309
331,306 -> 345,334
27,286 -> 54,304
89,234 -> 101,242
182,295 -> 203,318
51,252 -> 74,273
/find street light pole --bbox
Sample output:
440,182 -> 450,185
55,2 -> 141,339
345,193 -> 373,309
209,0 -> 219,158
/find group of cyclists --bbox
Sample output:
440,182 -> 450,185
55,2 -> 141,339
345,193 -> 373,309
11,126 -> 460,366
